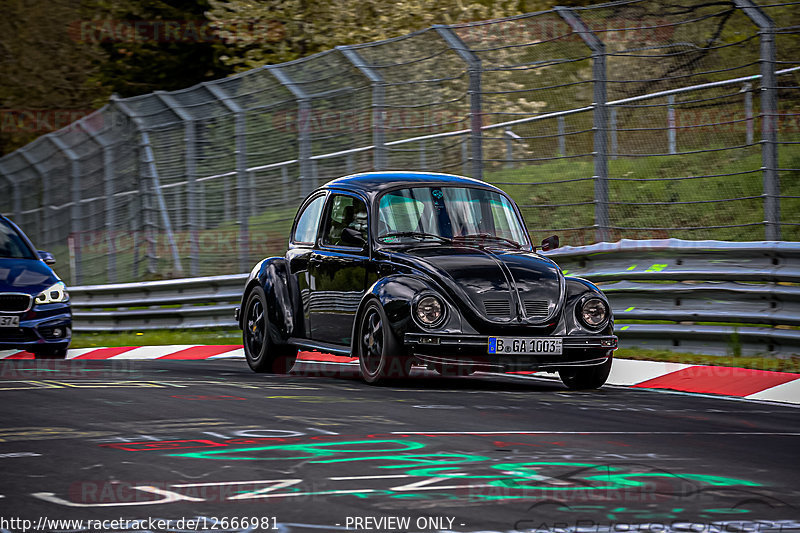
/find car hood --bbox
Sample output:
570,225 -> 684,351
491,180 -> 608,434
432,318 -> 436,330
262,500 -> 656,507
391,245 -> 564,325
0,258 -> 59,295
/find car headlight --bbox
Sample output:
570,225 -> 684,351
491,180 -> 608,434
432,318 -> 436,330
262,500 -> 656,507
36,281 -> 69,305
580,297 -> 608,328
415,295 -> 445,327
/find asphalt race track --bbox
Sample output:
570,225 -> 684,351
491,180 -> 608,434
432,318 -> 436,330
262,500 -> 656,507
0,357 -> 798,533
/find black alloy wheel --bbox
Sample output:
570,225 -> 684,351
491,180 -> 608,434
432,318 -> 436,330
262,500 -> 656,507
243,286 -> 297,373
32,346 -> 68,359
357,300 -> 411,384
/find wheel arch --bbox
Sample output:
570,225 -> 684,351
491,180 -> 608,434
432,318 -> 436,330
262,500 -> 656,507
240,257 -> 299,344
349,274 -> 443,355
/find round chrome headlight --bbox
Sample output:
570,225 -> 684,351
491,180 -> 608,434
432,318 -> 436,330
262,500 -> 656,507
415,295 -> 445,327
580,298 -> 608,328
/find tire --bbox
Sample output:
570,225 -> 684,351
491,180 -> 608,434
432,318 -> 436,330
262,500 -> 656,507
357,300 -> 411,384
558,353 -> 612,390
32,345 -> 68,359
243,286 -> 297,374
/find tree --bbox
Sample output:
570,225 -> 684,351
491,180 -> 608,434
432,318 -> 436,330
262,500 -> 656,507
0,0 -> 107,155
207,0 -> 527,71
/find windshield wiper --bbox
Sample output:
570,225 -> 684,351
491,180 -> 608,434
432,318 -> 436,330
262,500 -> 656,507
453,233 -> 523,249
379,231 -> 451,243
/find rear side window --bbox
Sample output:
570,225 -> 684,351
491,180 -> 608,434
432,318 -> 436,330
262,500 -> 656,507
322,194 -> 368,247
0,220 -> 36,259
293,195 -> 325,244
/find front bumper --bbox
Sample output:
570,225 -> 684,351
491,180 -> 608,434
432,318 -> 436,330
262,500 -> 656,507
0,304 -> 72,351
405,333 -> 617,371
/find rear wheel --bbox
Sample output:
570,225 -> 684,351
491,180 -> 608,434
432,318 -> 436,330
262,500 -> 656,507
357,300 -> 411,384
243,286 -> 297,373
558,353 -> 612,390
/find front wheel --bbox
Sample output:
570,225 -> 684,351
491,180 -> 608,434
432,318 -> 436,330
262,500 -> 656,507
243,286 -> 297,373
558,353 -> 612,390
32,345 -> 69,359
357,300 -> 411,384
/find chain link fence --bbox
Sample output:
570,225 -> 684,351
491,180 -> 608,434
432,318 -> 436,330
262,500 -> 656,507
0,0 -> 797,285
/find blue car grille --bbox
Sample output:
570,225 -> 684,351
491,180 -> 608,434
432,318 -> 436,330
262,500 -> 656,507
0,293 -> 32,312
0,328 -> 37,342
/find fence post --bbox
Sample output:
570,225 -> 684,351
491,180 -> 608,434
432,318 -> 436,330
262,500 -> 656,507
270,67 -> 315,196
111,96 -> 184,277
204,83 -> 251,272
434,25 -> 483,181
734,0 -> 779,240
0,162 -> 19,222
155,92 -> 199,277
339,47 -> 387,170
555,6 -> 608,242
47,135 -> 84,284
558,116 -> 566,157
505,128 -> 514,168
610,106 -> 618,160
743,82 -> 754,146
461,137 -> 469,176
77,115 -> 117,283
667,94 -> 677,154
16,148 -> 47,244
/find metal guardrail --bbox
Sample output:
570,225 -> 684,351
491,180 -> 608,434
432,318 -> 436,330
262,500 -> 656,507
547,239 -> 800,356
70,239 -> 800,357
70,274 -> 246,331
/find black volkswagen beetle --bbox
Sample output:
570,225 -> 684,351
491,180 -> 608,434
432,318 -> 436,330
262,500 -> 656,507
237,172 -> 617,389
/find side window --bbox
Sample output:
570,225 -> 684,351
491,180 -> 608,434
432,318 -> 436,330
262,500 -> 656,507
293,195 -> 325,244
322,194 -> 368,247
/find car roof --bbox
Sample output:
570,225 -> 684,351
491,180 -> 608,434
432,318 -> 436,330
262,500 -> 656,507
322,172 -> 502,197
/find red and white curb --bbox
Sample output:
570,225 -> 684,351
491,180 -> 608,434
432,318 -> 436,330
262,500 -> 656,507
1,345 -> 798,405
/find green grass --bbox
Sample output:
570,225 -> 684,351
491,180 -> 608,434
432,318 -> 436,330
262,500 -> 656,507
55,140 -> 800,286
70,329 -> 800,373
615,348 -> 800,374
72,329 -> 242,349
484,143 -> 800,244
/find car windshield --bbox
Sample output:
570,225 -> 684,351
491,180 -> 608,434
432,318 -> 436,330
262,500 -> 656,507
377,186 -> 529,248
0,219 -> 36,259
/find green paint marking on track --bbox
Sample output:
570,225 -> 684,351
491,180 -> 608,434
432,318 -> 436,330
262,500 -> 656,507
624,307 -> 635,312
627,264 -> 637,270
645,264 -> 668,272
621,326 -> 630,330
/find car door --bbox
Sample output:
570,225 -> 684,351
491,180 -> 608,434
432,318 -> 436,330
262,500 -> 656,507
286,193 -> 327,339
307,192 -> 370,346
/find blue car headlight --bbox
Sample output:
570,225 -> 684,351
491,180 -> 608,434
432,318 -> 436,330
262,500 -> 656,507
35,281 -> 69,305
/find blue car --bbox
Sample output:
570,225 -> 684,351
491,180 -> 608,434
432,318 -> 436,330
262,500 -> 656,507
0,215 -> 71,358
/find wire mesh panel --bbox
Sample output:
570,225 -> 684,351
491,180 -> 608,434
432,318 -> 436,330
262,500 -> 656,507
453,10 -> 600,244
0,0 -> 796,284
354,29 -> 472,173
757,0 -> 800,241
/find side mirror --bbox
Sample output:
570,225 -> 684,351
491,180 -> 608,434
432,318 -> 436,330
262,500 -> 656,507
38,250 -> 56,265
540,235 -> 560,251
341,227 -> 367,248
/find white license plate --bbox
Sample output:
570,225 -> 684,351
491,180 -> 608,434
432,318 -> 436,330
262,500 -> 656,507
488,337 -> 562,355
0,315 -> 20,327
